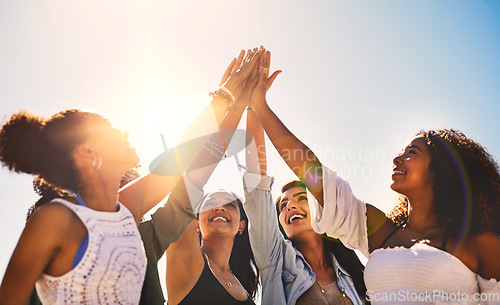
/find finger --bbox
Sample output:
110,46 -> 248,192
220,57 -> 237,86
258,63 -> 267,84
242,50 -> 250,65
231,50 -> 245,74
255,49 -> 267,77
249,47 -> 260,62
266,70 -> 282,91
265,51 -> 271,78
245,49 -> 255,64
251,55 -> 260,78
242,49 -> 250,64
245,49 -> 264,72
248,60 -> 261,86
243,57 -> 262,91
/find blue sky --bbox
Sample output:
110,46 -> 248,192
1,0 -> 499,300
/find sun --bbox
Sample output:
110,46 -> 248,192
108,90 -> 219,175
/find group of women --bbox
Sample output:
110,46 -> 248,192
0,46 -> 498,305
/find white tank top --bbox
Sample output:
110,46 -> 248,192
364,243 -> 500,304
36,198 -> 147,305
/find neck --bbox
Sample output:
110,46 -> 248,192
78,169 -> 121,212
406,192 -> 440,231
201,236 -> 235,272
293,232 -> 329,272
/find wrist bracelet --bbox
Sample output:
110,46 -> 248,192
203,135 -> 228,160
203,140 -> 226,160
219,86 -> 235,104
209,90 -> 233,108
209,86 -> 236,109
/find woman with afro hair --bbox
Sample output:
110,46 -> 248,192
0,47 -> 265,305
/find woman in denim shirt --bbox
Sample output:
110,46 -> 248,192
242,51 -> 367,304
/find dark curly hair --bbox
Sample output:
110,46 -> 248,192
26,168 -> 140,222
387,129 -> 500,238
197,190 -> 260,299
0,109 -> 107,194
277,181 -> 369,303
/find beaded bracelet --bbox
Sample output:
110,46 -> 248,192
218,86 -> 235,104
203,145 -> 224,160
202,139 -> 227,160
209,86 -> 236,109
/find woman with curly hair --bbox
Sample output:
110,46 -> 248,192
248,61 -> 500,302
0,110 -> 148,305
0,47 -> 263,305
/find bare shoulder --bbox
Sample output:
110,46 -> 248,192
468,231 -> 500,280
27,200 -> 82,233
366,203 -> 395,252
166,223 -> 205,305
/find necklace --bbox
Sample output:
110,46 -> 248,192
203,251 -> 236,287
404,223 -> 438,243
316,280 -> 352,305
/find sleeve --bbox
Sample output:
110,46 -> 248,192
307,165 -> 370,258
140,174 -> 203,260
242,171 -> 281,270
138,175 -> 203,305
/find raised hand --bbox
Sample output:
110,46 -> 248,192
219,50 -> 245,86
250,49 -> 281,111
235,47 -> 265,108
222,47 -> 263,100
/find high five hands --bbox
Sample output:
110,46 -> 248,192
219,47 -> 261,102
250,47 -> 281,111
219,46 -> 281,110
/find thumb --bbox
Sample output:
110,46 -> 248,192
266,70 -> 282,92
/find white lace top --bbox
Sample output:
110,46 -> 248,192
307,165 -> 500,304
36,198 -> 147,305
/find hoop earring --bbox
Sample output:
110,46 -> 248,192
92,154 -> 102,170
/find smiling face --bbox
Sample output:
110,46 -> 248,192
197,191 -> 246,238
278,186 -> 314,239
391,136 -> 434,199
86,119 -> 139,173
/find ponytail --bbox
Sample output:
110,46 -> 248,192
0,111 -> 46,175
1,109 -> 106,196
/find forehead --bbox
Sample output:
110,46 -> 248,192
202,191 -> 239,206
405,136 -> 429,151
85,118 -> 114,134
205,191 -> 238,200
282,186 -> 307,200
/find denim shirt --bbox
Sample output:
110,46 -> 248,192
242,172 -> 364,305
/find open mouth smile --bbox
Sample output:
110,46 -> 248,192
211,216 -> 229,222
288,213 -> 305,224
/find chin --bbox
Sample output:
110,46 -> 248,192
390,181 -> 402,193
129,153 -> 140,167
390,184 -> 408,198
